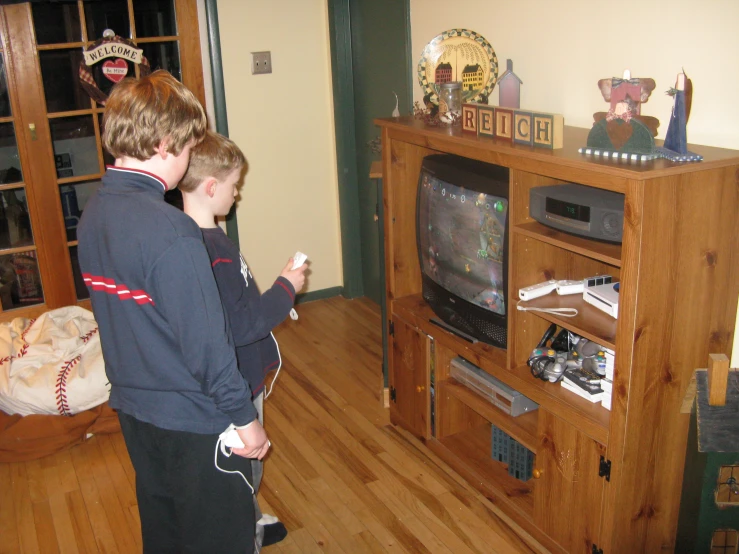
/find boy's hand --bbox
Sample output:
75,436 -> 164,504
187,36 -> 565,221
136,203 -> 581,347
280,258 -> 307,294
232,420 -> 270,460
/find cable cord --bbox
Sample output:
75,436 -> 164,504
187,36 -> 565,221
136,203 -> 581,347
516,300 -> 578,318
213,438 -> 255,494
265,331 -> 282,399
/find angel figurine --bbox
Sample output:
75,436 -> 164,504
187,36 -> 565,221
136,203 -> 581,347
656,71 -> 702,162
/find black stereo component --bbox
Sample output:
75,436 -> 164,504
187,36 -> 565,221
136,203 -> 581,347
529,184 -> 625,243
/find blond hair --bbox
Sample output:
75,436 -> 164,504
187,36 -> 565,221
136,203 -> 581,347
102,70 -> 207,160
179,131 -> 247,193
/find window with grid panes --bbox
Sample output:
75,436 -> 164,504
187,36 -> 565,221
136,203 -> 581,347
0,0 -> 205,318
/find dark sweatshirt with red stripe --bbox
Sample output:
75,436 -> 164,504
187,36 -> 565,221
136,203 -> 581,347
201,227 -> 295,397
77,167 -> 256,434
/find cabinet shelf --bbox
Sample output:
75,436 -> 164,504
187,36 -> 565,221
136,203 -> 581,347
440,379 -> 538,452
517,294 -> 617,350
507,364 -> 610,445
428,424 -> 535,519
513,221 -> 622,267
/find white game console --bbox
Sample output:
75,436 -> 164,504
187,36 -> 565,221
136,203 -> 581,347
583,281 -> 619,318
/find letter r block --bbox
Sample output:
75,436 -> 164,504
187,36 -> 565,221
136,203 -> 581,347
462,103 -> 478,134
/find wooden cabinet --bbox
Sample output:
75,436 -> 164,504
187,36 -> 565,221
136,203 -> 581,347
377,117 -> 739,553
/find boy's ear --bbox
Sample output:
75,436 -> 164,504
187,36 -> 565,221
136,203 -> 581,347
205,178 -> 218,198
155,138 -> 170,159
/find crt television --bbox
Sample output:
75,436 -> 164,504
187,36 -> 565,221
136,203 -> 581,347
416,154 -> 510,348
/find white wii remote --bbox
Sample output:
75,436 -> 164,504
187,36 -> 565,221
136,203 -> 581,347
292,251 -> 307,270
219,424 -> 245,455
556,280 -> 585,295
518,280 -> 558,301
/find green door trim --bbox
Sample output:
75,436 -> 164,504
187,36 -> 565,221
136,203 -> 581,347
204,0 -> 239,246
327,0 -> 363,299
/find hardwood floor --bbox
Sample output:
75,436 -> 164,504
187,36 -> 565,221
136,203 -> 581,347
0,296 -> 546,553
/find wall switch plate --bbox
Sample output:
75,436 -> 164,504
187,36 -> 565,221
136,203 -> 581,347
251,51 -> 272,75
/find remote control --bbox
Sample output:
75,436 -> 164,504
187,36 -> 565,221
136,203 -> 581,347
556,280 -> 585,295
292,251 -> 307,270
218,424 -> 244,456
218,424 -> 272,456
519,280 -> 558,301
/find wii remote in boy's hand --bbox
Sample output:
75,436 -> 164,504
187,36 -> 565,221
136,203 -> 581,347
292,251 -> 307,270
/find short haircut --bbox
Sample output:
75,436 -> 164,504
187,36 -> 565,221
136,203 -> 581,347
179,131 -> 246,193
102,70 -> 207,160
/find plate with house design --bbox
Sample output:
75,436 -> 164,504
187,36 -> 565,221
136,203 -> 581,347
417,29 -> 498,105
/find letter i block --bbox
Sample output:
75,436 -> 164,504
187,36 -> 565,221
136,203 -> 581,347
533,113 -> 564,149
477,105 -> 495,137
494,108 -> 514,142
462,103 -> 479,134
513,111 -> 533,146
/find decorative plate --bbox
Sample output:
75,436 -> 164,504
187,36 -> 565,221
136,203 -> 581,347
417,29 -> 498,105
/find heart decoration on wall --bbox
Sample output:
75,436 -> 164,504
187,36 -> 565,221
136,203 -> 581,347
79,29 -> 150,105
101,58 -> 129,83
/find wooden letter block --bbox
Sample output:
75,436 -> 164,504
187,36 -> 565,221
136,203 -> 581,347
532,113 -> 564,149
494,108 -> 514,142
477,105 -> 495,137
513,110 -> 533,146
708,353 -> 730,406
462,103 -> 478,134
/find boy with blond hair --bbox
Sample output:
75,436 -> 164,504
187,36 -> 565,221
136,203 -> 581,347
178,130 -> 306,549
78,71 -> 266,553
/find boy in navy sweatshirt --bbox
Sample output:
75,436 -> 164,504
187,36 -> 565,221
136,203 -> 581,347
178,131 -> 307,549
78,71 -> 267,553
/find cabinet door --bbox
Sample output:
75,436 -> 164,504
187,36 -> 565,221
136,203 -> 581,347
534,409 -> 606,553
389,314 -> 430,439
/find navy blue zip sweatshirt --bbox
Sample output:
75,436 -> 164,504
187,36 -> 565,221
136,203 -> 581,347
201,227 -> 295,397
77,167 -> 256,434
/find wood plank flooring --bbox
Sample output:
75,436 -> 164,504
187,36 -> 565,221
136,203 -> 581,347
0,296 -> 546,553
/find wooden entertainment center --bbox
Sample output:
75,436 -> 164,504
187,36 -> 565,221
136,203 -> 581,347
375,116 -> 739,554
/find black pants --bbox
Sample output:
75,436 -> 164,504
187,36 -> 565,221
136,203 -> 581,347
118,412 -> 255,553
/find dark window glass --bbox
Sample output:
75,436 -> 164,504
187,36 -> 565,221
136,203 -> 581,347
32,2 -> 82,45
0,123 -> 22,184
141,41 -> 181,82
84,0 -> 130,41
39,49 -> 90,113
69,245 -> 89,300
0,188 -> 33,250
98,114 -> 115,166
49,116 -> 100,178
0,251 -> 44,310
60,179 -> 102,241
133,0 -> 177,38
0,55 -> 11,118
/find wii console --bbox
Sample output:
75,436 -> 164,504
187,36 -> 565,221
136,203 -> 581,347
583,281 -> 619,318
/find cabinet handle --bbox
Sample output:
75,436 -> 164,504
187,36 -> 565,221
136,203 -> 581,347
416,385 -> 425,393
532,469 -> 543,479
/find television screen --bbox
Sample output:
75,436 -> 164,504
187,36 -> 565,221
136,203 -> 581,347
418,172 -> 508,316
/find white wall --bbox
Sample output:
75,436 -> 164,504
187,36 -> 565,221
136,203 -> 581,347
411,0 -> 739,149
216,0 -> 342,293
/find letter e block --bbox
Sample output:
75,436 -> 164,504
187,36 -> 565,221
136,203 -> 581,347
477,105 -> 495,137
462,103 -> 479,134
533,113 -> 564,149
494,108 -> 514,142
513,111 -> 533,146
